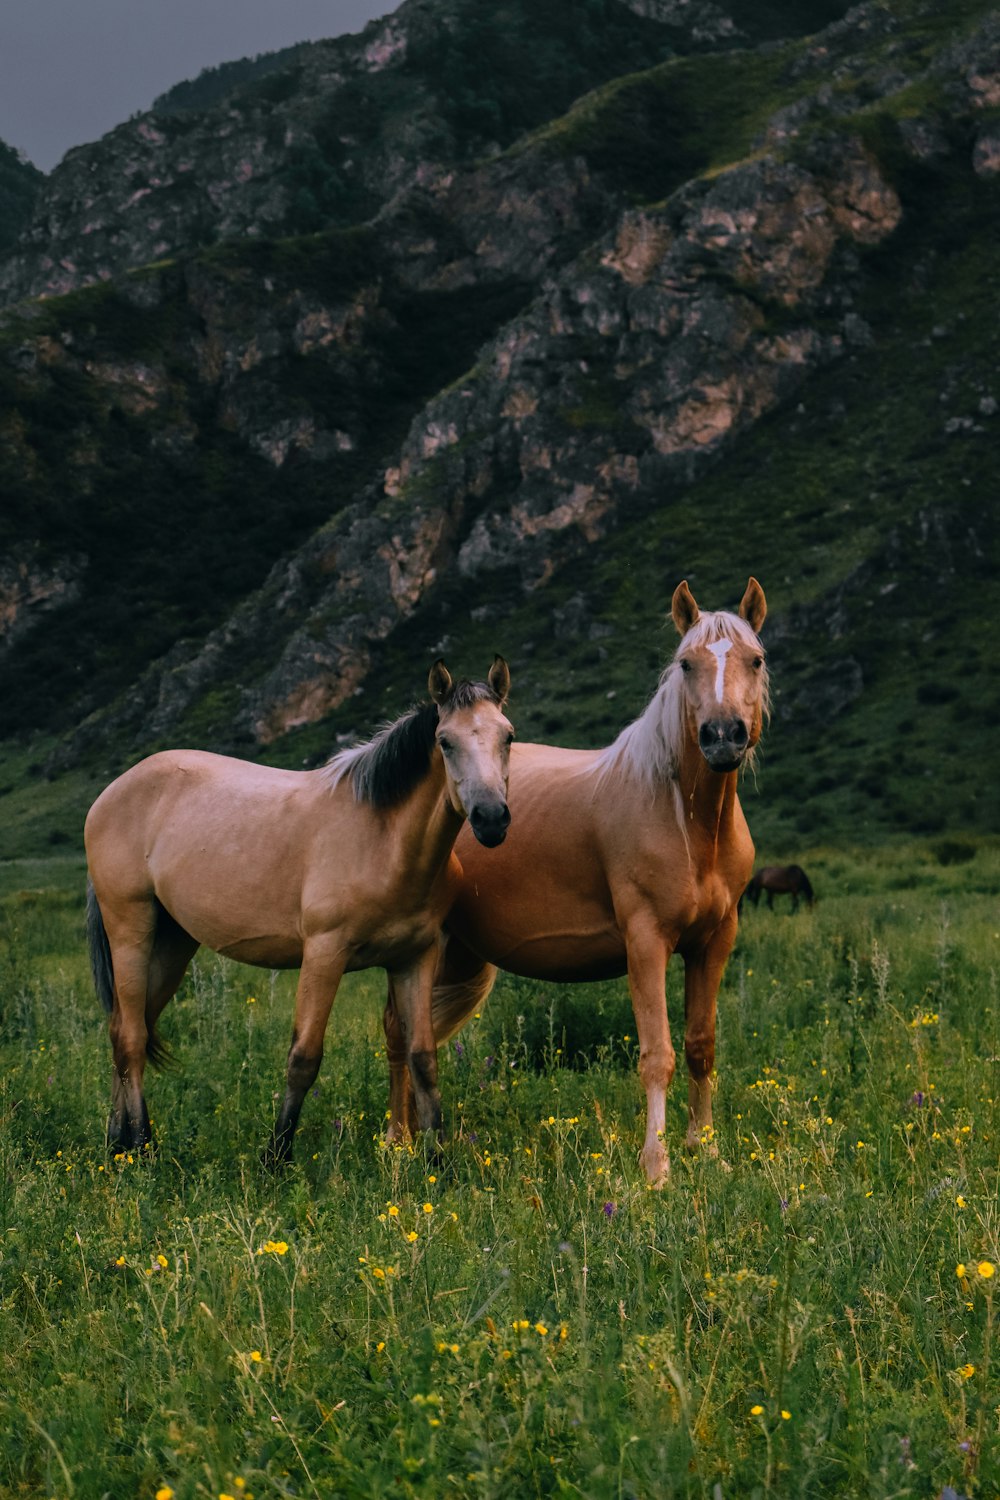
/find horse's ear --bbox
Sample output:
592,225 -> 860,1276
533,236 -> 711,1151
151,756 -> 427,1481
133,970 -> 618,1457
428,659 -> 453,705
488,654 -> 511,706
671,580 -> 700,636
738,577 -> 767,633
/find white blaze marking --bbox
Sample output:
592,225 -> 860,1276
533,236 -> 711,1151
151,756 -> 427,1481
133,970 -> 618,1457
707,639 -> 733,702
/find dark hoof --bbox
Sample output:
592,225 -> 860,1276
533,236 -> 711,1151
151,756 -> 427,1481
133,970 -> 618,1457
107,1117 -> 155,1155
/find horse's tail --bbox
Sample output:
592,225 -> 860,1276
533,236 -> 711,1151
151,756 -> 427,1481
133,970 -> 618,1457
86,881 -> 173,1068
431,962 -> 499,1043
87,880 -> 115,1014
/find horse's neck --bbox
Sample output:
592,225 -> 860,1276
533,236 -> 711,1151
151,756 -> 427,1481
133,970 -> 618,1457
675,740 -> 740,846
392,761 -> 464,890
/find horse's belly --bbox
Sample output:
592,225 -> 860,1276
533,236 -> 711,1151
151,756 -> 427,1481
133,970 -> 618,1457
495,935 -> 627,984
215,934 -> 304,969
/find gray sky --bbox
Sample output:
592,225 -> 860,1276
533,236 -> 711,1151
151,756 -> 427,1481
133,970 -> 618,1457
2,0 -> 393,173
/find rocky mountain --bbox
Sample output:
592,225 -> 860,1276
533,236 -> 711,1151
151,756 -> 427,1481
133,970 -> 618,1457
1,0 -> 998,856
0,0 -> 851,307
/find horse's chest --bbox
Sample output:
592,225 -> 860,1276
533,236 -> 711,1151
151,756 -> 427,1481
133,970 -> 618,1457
348,911 -> 440,969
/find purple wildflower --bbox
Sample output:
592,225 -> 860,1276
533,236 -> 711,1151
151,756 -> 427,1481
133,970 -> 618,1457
603,1201 -> 617,1218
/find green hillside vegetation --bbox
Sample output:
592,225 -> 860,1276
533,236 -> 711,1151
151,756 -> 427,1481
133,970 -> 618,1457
0,140 -> 44,252
152,44 -> 310,116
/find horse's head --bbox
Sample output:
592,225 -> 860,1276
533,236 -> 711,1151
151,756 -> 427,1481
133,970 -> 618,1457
429,656 -> 513,846
671,577 -> 768,774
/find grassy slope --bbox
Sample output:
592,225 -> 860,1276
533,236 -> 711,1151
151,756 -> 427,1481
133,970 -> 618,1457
0,854 -> 997,1495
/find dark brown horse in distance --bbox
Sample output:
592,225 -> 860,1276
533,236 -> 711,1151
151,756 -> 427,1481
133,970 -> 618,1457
742,864 -> 815,913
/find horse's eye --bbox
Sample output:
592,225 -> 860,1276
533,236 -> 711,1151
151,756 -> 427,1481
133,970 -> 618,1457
438,737 -> 453,754
680,659 -> 692,674
752,656 -> 763,670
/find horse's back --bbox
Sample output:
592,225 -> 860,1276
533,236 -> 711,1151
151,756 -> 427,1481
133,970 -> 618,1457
85,751 -> 324,938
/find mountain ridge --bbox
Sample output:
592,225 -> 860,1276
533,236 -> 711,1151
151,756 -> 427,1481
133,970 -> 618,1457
1,0 -> 998,856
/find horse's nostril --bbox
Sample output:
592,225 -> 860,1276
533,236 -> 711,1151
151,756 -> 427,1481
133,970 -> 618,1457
471,803 -> 509,829
699,723 -> 720,748
730,721 -> 748,746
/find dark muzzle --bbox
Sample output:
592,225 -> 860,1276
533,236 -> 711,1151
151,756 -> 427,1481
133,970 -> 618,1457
698,718 -> 749,772
469,800 -> 511,848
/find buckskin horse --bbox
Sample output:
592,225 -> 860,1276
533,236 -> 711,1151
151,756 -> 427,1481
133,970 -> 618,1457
86,657 -> 513,1163
742,864 -> 815,912
384,579 -> 768,1185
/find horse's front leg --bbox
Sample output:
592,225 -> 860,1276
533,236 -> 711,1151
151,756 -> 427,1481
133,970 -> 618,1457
390,943 -> 445,1140
267,933 -> 347,1167
625,921 -> 676,1187
683,910 -> 738,1152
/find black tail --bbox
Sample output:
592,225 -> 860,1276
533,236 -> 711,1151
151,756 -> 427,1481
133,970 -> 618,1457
86,881 -> 173,1068
87,880 -> 115,1014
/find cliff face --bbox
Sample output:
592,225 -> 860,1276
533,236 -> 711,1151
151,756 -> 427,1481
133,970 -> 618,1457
1,0 -> 999,847
0,0 -> 765,309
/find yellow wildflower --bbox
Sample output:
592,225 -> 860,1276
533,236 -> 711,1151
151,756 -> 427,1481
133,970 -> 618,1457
262,1240 -> 288,1255
978,1260 -> 995,1279
534,1322 -> 548,1336
750,1405 -> 764,1417
156,1254 -> 169,1269
956,1263 -> 967,1278
156,1489 -> 174,1500
781,1410 -> 791,1421
250,1350 -> 262,1363
406,1230 -> 418,1243
387,1204 -> 400,1217
959,1363 -> 975,1379
422,1202 -> 434,1214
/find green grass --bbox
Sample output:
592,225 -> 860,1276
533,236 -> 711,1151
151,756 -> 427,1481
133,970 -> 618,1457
0,847 -> 998,1496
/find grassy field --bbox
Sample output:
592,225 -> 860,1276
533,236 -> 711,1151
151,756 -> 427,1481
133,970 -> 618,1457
0,842 -> 998,1497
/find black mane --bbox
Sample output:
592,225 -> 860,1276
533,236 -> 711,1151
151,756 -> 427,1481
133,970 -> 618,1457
327,680 -> 501,811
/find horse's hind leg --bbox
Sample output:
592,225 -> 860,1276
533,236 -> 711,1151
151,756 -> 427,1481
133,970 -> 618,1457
101,898 -> 159,1151
383,937 -> 497,1143
105,904 -> 197,1150
384,981 -> 416,1144
145,910 -> 198,1055
391,945 -> 446,1139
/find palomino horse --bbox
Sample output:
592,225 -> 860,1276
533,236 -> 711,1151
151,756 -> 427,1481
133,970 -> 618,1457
85,657 -> 513,1162
742,864 -> 815,912
384,580 -> 768,1185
